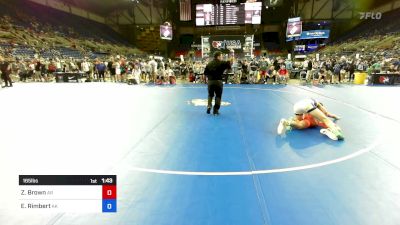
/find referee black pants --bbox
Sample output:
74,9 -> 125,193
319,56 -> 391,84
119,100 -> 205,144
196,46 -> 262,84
207,80 -> 223,111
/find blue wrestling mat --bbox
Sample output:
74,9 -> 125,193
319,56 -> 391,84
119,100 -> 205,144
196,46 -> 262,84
0,83 -> 399,225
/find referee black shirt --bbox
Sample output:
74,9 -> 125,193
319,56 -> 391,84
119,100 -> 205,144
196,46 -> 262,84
204,60 -> 231,80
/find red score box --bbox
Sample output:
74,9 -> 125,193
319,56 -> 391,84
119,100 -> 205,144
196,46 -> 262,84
102,185 -> 117,199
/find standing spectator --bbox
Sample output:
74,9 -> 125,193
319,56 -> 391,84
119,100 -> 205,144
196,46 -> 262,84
332,62 -> 341,84
120,59 -> 127,83
55,58 -> 62,72
179,61 -> 187,80
249,60 -> 258,83
96,60 -> 106,82
372,61 -> 381,73
241,60 -> 249,80
34,60 -> 42,82
348,62 -> 355,82
70,60 -> 77,72
109,58 -> 116,82
143,61 -> 150,82
81,60 -> 91,80
148,57 -> 158,83
40,61 -> 48,82
18,60 -> 28,82
28,60 -> 35,80
306,59 -> 313,82
285,59 -> 293,79
48,60 -> 56,81
113,58 -> 121,82
0,55 -> 13,87
11,60 -> 19,81
259,58 -> 268,83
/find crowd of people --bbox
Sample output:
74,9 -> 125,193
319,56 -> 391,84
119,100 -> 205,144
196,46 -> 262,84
1,0 -> 399,88
1,51 -> 400,88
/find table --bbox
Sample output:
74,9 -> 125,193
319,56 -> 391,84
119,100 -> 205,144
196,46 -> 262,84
290,69 -> 306,79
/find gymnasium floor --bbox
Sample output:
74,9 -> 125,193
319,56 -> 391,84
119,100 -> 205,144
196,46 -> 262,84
0,83 -> 399,225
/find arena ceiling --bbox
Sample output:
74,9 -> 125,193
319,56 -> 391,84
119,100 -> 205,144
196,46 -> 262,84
57,0 -> 395,17
58,0 -> 173,15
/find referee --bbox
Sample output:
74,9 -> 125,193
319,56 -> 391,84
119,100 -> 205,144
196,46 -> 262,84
204,51 -> 233,115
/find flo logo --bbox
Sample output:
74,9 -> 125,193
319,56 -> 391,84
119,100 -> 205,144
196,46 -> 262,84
359,12 -> 382,20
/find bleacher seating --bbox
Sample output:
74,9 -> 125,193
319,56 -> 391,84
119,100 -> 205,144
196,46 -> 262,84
334,7 -> 400,43
319,7 -> 400,56
0,0 -> 140,60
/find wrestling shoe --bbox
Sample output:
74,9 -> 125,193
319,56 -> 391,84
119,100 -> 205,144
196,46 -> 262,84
277,119 -> 290,135
320,129 -> 339,141
331,128 -> 345,140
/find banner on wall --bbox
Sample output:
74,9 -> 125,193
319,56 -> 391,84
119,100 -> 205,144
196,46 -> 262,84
201,35 -> 253,58
287,29 -> 330,42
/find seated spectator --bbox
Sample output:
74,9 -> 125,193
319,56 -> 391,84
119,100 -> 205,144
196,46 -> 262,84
318,68 -> 328,84
128,63 -> 141,85
156,69 -> 165,85
165,66 -> 176,85
266,65 -> 277,84
277,65 -> 289,85
259,58 -> 268,83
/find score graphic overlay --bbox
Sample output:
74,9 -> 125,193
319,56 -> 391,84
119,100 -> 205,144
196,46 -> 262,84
18,175 -> 117,213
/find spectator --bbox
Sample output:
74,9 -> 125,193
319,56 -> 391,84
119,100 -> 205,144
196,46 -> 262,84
317,68 -> 328,84
81,60 -> 91,79
165,65 -> 176,84
148,57 -> 158,83
40,60 -> 48,82
109,58 -> 116,82
266,65 -> 277,84
348,62 -> 355,82
285,59 -> 293,78
18,60 -> 28,82
259,58 -> 268,84
95,60 -> 106,82
0,55 -> 13,87
306,59 -> 313,82
277,65 -> 289,85
332,62 -> 341,84
34,60 -> 42,82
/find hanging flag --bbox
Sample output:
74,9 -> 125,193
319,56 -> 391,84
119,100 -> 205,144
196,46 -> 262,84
180,0 -> 192,21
